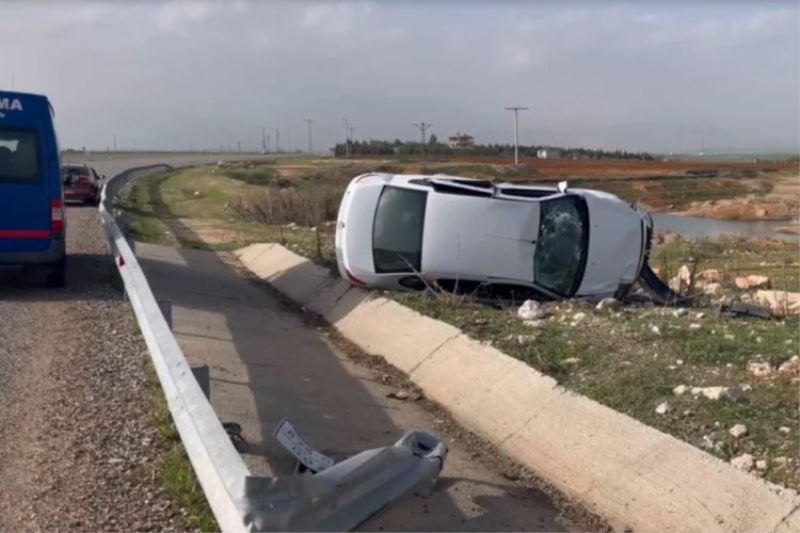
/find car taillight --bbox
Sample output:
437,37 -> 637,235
51,198 -> 64,232
345,269 -> 366,286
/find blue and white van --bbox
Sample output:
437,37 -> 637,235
0,90 -> 66,287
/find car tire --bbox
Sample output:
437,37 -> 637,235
45,257 -> 67,288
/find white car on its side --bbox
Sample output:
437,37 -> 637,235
335,173 -> 655,301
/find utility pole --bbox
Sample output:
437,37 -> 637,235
266,134 -> 271,152
343,119 -> 351,158
413,122 -> 432,144
113,134 -> 117,151
261,126 -> 267,153
504,106 -> 528,165
303,119 -> 315,154
275,129 -> 280,152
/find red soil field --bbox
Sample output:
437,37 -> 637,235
447,156 -> 798,179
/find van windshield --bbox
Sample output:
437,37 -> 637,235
0,128 -> 40,181
372,186 -> 427,273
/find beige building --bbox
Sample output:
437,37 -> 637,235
448,132 -> 474,149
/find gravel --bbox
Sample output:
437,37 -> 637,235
0,205 -> 191,532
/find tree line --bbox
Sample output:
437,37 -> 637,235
332,137 -> 654,160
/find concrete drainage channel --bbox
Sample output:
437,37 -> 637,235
101,167 -> 448,532
235,243 -> 800,533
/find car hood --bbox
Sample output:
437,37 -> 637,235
421,195 -> 539,282
576,189 -> 645,296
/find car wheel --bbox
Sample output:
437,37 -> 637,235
45,257 -> 67,288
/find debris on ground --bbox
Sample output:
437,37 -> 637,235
517,300 -> 548,320
595,297 -> 621,311
718,300 -> 771,319
655,402 -> 670,415
756,459 -> 768,471
387,390 -> 411,401
779,426 -> 792,436
729,424 -> 748,438
730,453 -> 755,471
690,386 -> 736,401
673,384 -> 688,396
747,361 -> 772,377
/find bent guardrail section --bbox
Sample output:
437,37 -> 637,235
99,166 -> 447,532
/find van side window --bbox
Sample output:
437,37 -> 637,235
0,128 -> 39,181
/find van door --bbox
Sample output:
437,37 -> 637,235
0,127 -> 52,252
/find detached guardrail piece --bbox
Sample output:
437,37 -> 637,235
100,166 -> 447,532
243,430 -> 447,532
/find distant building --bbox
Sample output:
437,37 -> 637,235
448,132 -> 475,149
537,148 -> 561,159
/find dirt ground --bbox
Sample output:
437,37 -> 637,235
675,173 -> 800,222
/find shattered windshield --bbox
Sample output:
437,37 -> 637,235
534,195 -> 589,296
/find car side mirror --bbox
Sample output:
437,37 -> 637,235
557,180 -> 568,194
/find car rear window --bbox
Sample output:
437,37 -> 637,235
372,186 -> 427,273
0,128 -> 40,181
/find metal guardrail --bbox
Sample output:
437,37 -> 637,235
99,166 -> 447,532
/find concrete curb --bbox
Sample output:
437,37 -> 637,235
235,243 -> 800,533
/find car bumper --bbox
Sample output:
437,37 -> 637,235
0,235 -> 65,270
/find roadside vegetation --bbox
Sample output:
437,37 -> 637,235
117,157 -> 799,491
145,362 -> 218,532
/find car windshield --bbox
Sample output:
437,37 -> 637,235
534,195 -> 589,296
372,186 -> 427,273
0,128 -> 39,181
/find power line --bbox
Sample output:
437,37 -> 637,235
504,107 -> 528,165
413,122 -> 433,144
303,118 -> 315,154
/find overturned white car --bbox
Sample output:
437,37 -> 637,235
335,173 -> 660,301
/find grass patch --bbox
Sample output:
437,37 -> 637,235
146,362 -> 219,532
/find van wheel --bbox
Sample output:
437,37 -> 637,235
45,258 -> 67,288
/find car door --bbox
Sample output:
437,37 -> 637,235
0,126 -> 51,253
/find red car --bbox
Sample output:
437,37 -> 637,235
62,163 -> 103,205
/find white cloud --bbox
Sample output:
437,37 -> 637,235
156,0 -> 216,31
301,1 -> 373,34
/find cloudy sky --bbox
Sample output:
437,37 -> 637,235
1,0 -> 798,153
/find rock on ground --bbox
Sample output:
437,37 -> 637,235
730,453 -> 754,471
517,300 -> 548,320
734,275 -> 771,290
595,297 -> 621,311
753,289 -> 800,317
729,424 -> 748,438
